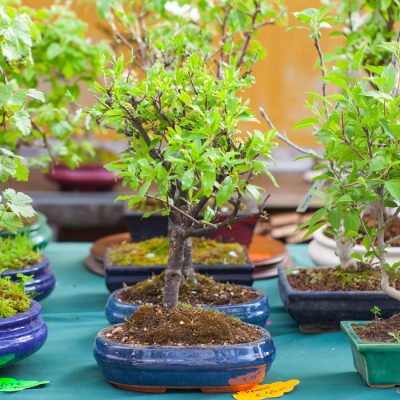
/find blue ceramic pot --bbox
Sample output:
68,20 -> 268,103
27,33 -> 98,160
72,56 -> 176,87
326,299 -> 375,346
278,267 -> 400,332
105,288 -> 269,326
1,257 -> 56,301
0,300 -> 48,368
93,325 -> 276,393
0,212 -> 53,249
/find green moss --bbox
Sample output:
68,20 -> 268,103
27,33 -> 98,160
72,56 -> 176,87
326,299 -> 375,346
108,237 -> 247,266
0,276 -> 31,319
0,235 -> 41,270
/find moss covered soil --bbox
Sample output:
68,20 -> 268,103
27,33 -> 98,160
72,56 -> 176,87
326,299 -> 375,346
0,277 -> 31,319
108,237 -> 247,267
0,235 -> 42,270
104,304 -> 263,346
288,264 -> 400,292
118,271 -> 260,306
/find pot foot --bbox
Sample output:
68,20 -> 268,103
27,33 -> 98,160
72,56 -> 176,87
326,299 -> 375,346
299,325 -> 340,334
367,384 -> 397,388
201,383 -> 258,393
110,382 -> 166,393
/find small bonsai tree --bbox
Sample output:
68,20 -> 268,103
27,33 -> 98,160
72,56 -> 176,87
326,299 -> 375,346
94,0 -> 285,308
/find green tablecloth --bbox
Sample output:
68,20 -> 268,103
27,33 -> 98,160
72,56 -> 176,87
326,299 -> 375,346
3,243 -> 399,399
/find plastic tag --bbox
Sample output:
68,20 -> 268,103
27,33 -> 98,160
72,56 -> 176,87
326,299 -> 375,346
233,379 -> 300,399
296,180 -> 325,213
0,377 -> 49,392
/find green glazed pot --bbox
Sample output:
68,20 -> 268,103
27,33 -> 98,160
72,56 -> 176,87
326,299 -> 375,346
341,320 -> 400,388
0,212 -> 53,249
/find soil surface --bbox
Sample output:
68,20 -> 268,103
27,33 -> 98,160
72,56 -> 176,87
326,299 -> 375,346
108,237 -> 247,266
287,264 -> 400,292
118,271 -> 260,306
353,313 -> 400,343
104,304 -> 263,346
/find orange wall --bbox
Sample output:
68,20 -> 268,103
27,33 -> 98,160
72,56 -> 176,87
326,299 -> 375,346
24,0 -> 332,147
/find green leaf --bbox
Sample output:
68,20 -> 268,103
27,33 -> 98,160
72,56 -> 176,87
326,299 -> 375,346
46,43 -> 63,59
2,189 -> 35,218
385,179 -> 400,202
352,45 -> 366,71
327,208 -> 341,229
216,177 -> 235,207
26,89 -> 45,103
182,169 -> 194,190
344,210 -> 360,233
13,110 -> 31,136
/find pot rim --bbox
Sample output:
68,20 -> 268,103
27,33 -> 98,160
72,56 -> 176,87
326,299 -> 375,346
278,267 -> 391,297
314,225 -> 400,255
0,300 -> 41,328
341,320 -> 400,349
109,286 -> 265,308
95,324 -> 272,350
1,256 -> 49,277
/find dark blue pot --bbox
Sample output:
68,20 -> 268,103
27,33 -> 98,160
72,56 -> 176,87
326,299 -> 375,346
93,325 -> 275,393
0,300 -> 48,368
1,257 -> 56,301
278,267 -> 400,332
105,288 -> 269,326
104,248 -> 254,292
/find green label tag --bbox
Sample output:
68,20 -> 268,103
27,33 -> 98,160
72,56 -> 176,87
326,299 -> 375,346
0,377 -> 49,392
296,179 -> 325,213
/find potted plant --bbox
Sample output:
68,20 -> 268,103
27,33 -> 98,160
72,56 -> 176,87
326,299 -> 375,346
93,0 -> 284,392
0,275 -> 47,368
0,235 -> 56,301
104,237 -> 255,290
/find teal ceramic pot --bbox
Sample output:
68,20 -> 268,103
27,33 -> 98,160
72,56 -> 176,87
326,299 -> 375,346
341,320 -> 400,388
0,212 -> 53,249
93,325 -> 276,393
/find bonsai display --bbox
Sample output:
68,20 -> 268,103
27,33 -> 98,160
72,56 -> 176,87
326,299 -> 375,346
0,235 -> 56,300
104,237 -> 254,289
93,0 -> 284,392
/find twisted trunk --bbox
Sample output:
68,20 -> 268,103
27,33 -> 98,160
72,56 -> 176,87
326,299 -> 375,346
182,237 -> 198,285
163,224 -> 185,308
336,221 -> 354,268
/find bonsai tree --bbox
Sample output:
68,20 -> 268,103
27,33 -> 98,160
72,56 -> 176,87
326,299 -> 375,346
94,0 -> 285,308
0,0 -> 108,170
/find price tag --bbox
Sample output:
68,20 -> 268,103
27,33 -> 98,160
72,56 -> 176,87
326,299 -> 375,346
233,379 -> 300,399
0,377 -> 50,392
296,180 -> 325,213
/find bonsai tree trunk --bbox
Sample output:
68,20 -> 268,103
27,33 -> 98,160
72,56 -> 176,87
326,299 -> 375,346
376,188 -> 400,301
163,223 -> 185,308
336,221 -> 354,268
182,237 -> 198,285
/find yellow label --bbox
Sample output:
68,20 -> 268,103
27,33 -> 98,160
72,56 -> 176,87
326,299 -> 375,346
233,380 -> 300,400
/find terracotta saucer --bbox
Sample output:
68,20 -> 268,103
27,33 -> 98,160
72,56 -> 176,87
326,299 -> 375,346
91,232 -> 131,261
248,235 -> 287,265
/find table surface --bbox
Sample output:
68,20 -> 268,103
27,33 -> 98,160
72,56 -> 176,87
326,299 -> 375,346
3,243 -> 399,400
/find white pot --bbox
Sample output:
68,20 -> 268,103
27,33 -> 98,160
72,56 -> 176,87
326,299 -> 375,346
308,227 -> 400,267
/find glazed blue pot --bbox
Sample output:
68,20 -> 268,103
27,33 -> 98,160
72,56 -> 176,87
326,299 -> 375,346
0,300 -> 48,368
93,325 -> 276,393
1,257 -> 56,301
105,288 -> 269,326
278,267 -> 400,332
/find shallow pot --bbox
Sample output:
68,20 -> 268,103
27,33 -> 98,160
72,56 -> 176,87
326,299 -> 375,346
0,300 -> 48,368
105,288 -> 269,326
46,164 -> 118,192
1,256 -> 56,301
278,267 -> 400,332
0,212 -> 53,249
93,325 -> 275,393
104,250 -> 254,292
341,320 -> 400,388
308,226 -> 400,267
